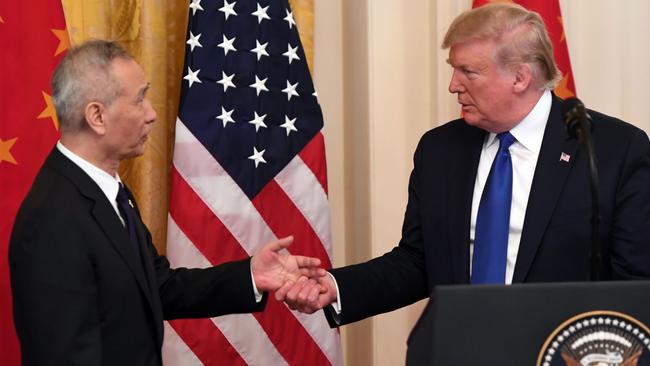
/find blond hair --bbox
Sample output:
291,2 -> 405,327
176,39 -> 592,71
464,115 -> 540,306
442,3 -> 561,89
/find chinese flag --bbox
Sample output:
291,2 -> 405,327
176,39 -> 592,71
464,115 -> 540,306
473,0 -> 577,98
0,1 -> 69,364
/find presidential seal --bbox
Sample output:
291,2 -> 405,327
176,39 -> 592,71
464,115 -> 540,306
537,311 -> 650,366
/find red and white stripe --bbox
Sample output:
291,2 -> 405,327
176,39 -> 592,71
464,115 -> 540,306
163,119 -> 343,365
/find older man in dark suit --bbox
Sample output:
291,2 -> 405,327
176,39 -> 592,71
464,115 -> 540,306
277,3 -> 650,326
9,39 -> 325,365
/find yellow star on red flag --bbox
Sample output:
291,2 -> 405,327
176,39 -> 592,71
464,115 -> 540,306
0,15 -> 5,23
37,91 -> 59,130
557,16 -> 566,42
0,137 -> 18,164
554,72 -> 575,99
51,28 -> 70,56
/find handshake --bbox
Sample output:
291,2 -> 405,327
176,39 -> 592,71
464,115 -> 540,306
250,236 -> 338,314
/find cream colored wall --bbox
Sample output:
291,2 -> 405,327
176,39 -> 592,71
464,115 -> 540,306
313,1 -> 650,365
560,0 -> 650,132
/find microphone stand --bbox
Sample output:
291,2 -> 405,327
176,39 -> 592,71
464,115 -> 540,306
574,111 -> 601,281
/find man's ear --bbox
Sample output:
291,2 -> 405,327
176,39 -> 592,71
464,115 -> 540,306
84,102 -> 106,135
513,63 -> 533,93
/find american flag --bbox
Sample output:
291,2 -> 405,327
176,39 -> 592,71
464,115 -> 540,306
560,152 -> 571,163
162,0 -> 342,365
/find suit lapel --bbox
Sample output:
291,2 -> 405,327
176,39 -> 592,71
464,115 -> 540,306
447,125 -> 485,284
90,201 -> 153,299
512,96 -> 580,282
49,149 -> 157,315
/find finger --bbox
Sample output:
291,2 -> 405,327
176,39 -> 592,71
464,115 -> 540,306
285,276 -> 309,302
316,273 -> 337,297
264,235 -> 294,253
306,283 -> 323,304
296,279 -> 319,303
294,255 -> 321,268
298,283 -> 323,314
298,306 -> 318,315
274,280 -> 295,301
319,283 -> 328,294
299,267 -> 327,278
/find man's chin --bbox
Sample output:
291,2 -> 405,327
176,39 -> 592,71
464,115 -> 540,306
463,115 -> 493,132
123,146 -> 146,160
463,114 -> 480,126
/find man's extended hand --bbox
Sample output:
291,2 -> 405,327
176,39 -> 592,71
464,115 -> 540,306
251,236 -> 326,292
275,273 -> 338,314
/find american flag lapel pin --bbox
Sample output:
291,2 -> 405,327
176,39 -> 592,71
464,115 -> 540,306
559,152 -> 571,163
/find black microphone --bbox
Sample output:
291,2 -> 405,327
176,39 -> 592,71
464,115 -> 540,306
562,97 -> 601,281
562,97 -> 592,141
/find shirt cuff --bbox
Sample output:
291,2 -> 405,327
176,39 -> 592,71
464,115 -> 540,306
250,263 -> 263,303
328,272 -> 342,314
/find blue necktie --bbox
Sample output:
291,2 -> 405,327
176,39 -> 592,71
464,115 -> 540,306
116,183 -> 141,261
472,132 -> 516,284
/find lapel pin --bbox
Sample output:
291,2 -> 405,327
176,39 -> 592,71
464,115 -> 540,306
559,152 -> 571,163
128,199 -> 134,208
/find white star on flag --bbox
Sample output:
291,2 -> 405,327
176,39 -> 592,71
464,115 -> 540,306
189,0 -> 204,16
249,112 -> 268,132
183,67 -> 201,88
218,35 -> 237,55
186,31 -> 203,52
248,147 -> 267,167
284,9 -> 296,29
216,107 -> 235,127
283,43 -> 300,64
219,0 -> 238,20
251,4 -> 270,24
250,75 -> 269,96
217,71 -> 236,92
280,115 -> 298,136
251,40 -> 269,60
282,80 -> 299,100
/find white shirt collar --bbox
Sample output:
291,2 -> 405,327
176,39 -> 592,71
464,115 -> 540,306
56,141 -> 122,204
484,89 -> 552,153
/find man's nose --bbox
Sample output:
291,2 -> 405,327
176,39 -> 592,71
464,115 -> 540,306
145,99 -> 157,124
448,70 -> 464,94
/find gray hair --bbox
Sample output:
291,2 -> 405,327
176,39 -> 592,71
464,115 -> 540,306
442,3 -> 561,90
51,39 -> 133,133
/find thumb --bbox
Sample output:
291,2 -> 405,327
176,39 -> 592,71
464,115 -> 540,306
264,235 -> 294,253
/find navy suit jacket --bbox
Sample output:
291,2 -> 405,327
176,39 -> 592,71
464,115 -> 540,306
10,147 -> 267,365
327,95 -> 650,326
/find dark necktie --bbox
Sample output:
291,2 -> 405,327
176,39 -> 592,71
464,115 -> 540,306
472,132 -> 516,284
116,183 -> 141,261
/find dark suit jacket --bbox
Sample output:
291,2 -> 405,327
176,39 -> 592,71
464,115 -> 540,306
9,147 -> 267,365
327,95 -> 650,326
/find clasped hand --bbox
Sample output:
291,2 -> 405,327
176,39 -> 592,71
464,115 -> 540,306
250,236 -> 337,314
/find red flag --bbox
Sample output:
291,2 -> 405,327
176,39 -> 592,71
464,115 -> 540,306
0,2 -> 68,364
472,0 -> 577,98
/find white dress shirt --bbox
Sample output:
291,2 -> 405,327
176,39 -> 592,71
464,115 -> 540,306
56,142 -> 125,224
469,90 -> 552,284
